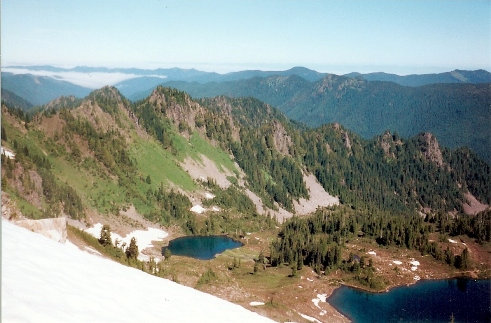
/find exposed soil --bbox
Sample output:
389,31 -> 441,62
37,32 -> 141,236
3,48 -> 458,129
294,173 -> 339,215
462,192 -> 489,215
181,154 -> 233,189
37,113 -> 66,138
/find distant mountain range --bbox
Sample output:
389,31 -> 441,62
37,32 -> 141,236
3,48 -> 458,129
1,72 -> 91,106
2,66 -> 490,162
160,75 -> 491,163
3,65 -> 490,101
1,89 -> 34,111
346,69 -> 491,87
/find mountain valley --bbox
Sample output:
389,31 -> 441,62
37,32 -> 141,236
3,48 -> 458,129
1,68 -> 490,322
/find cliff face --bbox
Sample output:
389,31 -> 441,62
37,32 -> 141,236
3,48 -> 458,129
271,120 -> 292,155
15,217 -> 67,243
418,132 -> 444,167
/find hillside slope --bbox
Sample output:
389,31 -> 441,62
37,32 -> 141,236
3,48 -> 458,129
2,86 -> 488,229
1,72 -> 92,106
161,75 -> 491,162
345,69 -> 491,87
1,219 -> 274,323
1,88 -> 34,111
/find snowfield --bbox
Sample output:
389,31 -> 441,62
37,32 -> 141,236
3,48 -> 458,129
2,220 -> 275,323
85,223 -> 169,250
84,223 -> 168,261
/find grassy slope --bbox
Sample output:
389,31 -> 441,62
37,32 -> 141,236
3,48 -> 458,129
189,132 -> 237,174
2,103 -> 240,220
130,136 -> 196,191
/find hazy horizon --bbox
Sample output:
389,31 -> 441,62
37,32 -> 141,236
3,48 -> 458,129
2,1 -> 490,75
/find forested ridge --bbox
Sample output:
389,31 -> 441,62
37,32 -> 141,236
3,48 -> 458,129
161,74 -> 491,162
1,86 -> 489,242
269,206 -> 488,288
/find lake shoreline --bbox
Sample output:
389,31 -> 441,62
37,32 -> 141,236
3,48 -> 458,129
327,273 -> 491,322
163,234 -> 243,260
327,277 -> 491,323
335,270 -> 486,295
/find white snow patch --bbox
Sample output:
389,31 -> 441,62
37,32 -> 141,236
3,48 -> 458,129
299,312 -> 322,323
320,310 -> 327,316
1,147 -> 15,159
317,294 -> 327,302
312,294 -> 327,309
414,275 -> 421,281
448,239 -> 458,244
368,251 -> 376,256
204,192 -> 215,199
211,206 -> 221,212
190,204 -> 206,214
2,220 -> 274,323
307,278 -> 314,282
409,260 -> 420,266
84,222 -> 104,239
392,260 -> 402,265
249,301 -> 265,306
84,223 -> 168,261
85,223 -> 168,250
409,259 -> 420,271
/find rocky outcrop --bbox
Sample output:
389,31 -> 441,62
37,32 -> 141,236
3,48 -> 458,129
15,217 -> 67,243
148,86 -> 204,133
418,133 -> 444,167
271,121 -> 292,155
333,123 -> 352,152
379,131 -> 403,159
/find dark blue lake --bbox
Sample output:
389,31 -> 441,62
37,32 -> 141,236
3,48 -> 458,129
162,235 -> 243,260
328,278 -> 490,322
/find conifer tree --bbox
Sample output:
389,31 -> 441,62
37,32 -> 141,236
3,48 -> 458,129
99,224 -> 112,247
163,247 -> 172,260
126,237 -> 139,259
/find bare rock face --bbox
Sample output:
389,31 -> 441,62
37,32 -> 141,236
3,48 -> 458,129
325,143 -> 332,154
332,123 -> 352,152
271,121 -> 292,155
342,131 -> 352,151
148,87 -> 203,133
379,131 -> 403,159
15,217 -> 67,243
418,132 -> 444,167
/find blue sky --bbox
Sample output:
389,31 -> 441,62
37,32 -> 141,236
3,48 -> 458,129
2,0 -> 490,74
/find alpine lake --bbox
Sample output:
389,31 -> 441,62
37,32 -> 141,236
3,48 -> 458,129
162,235 -> 243,260
328,278 -> 491,322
